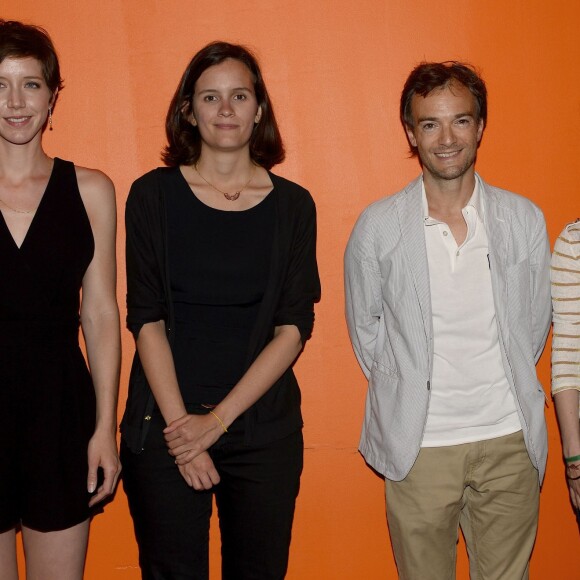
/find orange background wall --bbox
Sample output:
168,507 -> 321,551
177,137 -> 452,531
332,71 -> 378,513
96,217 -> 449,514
4,1 -> 580,577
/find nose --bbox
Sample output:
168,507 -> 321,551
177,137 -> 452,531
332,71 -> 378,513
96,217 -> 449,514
439,123 -> 456,146
218,99 -> 234,117
7,87 -> 25,109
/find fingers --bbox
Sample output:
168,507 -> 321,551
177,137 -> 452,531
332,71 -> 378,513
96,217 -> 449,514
163,414 -> 218,447
87,465 -> 98,495
165,439 -> 192,455
163,430 -> 182,443
207,464 -> 220,486
164,418 -> 199,445
188,471 -> 212,491
569,479 -> 580,509
163,419 -> 197,448
88,466 -> 122,507
163,415 -> 223,467
163,414 -> 190,434
89,486 -> 109,507
86,448 -> 104,493
178,454 -> 221,490
87,457 -> 122,507
191,468 -> 220,490
167,437 -> 200,459
174,450 -> 198,465
177,464 -> 193,487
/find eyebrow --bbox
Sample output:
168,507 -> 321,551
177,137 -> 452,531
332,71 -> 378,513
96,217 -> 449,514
197,87 -> 253,94
417,112 -> 475,123
0,75 -> 44,81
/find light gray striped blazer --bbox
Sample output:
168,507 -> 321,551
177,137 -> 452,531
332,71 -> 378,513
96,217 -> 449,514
345,174 -> 551,483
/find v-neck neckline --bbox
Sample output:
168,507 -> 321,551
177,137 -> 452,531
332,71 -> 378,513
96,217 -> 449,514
0,158 -> 58,251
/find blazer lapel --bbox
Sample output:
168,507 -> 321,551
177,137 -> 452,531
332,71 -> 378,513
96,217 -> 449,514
481,176 -> 510,347
396,176 -> 433,344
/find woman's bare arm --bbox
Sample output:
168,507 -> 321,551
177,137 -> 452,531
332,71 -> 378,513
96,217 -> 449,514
77,166 -> 122,506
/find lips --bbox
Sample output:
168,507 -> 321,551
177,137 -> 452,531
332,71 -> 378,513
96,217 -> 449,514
5,116 -> 31,126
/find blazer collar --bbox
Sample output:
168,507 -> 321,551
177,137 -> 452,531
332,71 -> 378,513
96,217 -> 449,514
478,175 -> 510,266
402,172 -> 510,265
396,175 -> 433,342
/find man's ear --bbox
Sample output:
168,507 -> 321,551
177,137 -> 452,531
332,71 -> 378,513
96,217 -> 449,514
476,118 -> 484,143
405,124 -> 417,147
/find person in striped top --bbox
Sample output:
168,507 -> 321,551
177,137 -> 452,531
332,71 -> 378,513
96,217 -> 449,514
552,219 -> 580,517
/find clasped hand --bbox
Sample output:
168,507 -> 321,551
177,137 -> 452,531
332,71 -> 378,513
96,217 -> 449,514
164,412 -> 223,465
178,451 -> 220,490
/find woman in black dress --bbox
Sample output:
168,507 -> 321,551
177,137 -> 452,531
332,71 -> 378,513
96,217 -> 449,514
121,41 -> 320,579
0,20 -> 121,580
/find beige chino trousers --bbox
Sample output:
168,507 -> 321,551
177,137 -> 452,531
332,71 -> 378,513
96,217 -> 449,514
385,431 -> 539,580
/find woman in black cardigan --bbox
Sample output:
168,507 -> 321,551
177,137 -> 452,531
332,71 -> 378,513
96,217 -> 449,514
121,41 -> 320,580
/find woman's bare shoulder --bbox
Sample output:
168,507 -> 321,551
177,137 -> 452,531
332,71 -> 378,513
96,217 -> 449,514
74,165 -> 114,195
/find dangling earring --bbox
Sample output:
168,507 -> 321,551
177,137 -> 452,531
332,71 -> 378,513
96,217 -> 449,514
48,107 -> 53,131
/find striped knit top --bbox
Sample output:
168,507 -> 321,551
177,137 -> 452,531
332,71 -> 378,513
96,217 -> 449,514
551,220 -> 580,414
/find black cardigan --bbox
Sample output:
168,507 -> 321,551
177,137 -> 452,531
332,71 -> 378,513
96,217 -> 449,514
121,167 -> 321,453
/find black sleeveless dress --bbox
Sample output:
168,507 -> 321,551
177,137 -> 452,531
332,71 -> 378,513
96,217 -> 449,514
0,158 -> 97,532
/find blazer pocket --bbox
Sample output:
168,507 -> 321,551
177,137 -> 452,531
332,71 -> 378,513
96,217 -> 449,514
506,256 -> 530,272
536,381 -> 549,405
371,360 -> 400,380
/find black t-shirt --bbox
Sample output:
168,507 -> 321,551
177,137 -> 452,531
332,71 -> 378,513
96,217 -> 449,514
166,185 -> 275,405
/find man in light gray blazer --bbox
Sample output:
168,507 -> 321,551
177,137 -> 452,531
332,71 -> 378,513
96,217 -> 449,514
345,62 -> 551,579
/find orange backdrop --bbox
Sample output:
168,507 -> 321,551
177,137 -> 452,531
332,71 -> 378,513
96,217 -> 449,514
4,1 -> 580,577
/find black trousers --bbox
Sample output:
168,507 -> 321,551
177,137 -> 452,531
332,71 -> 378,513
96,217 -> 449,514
121,412 -> 303,580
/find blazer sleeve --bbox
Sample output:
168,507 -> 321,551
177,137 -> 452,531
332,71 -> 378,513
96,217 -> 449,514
529,204 -> 552,362
125,175 -> 167,338
344,208 -> 383,379
273,190 -> 321,344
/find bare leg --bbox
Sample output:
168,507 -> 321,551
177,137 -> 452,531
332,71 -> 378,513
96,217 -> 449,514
0,527 -> 18,580
21,520 -> 89,580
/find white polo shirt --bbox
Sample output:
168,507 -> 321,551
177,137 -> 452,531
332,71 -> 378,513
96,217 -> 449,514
421,179 -> 521,447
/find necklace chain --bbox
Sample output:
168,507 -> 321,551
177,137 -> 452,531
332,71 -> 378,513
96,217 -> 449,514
0,197 -> 36,214
194,163 -> 256,201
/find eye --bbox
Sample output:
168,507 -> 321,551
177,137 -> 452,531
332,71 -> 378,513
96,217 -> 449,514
455,117 -> 471,126
233,93 -> 247,101
24,81 -> 41,89
421,122 -> 437,131
203,95 -> 218,102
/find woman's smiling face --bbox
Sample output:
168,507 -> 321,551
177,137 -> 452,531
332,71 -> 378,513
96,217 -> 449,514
0,56 -> 54,147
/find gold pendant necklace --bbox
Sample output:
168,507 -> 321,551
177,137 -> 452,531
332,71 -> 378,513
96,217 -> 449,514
194,163 -> 256,201
0,197 -> 36,214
